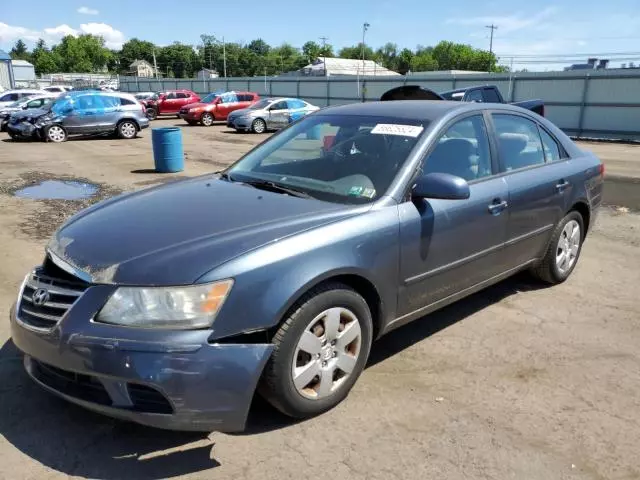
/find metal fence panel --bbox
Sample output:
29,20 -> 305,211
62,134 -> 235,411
118,70 -> 640,140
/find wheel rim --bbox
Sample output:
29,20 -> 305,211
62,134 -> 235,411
202,114 -> 213,126
556,219 -> 580,274
120,122 -> 136,138
48,126 -> 65,142
253,120 -> 265,133
292,307 -> 362,400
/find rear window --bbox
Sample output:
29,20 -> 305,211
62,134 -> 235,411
288,99 -> 306,109
119,97 -> 135,105
483,88 -> 502,103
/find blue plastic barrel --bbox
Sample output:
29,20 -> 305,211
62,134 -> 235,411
152,127 -> 184,173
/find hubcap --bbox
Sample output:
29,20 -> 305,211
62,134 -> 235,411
48,126 -> 65,142
121,123 -> 135,138
292,307 -> 362,400
203,114 -> 213,126
254,120 -> 265,133
556,219 -> 580,274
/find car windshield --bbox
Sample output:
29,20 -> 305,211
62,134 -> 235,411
201,93 -> 220,103
227,114 -> 427,204
249,99 -> 272,110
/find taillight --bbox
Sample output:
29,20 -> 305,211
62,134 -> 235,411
598,163 -> 605,176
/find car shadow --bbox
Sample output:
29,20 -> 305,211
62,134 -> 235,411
0,273 -> 548,477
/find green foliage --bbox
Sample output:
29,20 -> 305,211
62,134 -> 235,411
7,35 -> 504,77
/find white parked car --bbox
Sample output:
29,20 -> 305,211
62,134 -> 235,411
0,89 -> 49,108
43,85 -> 73,94
0,93 -> 57,131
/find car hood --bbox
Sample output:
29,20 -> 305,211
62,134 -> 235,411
10,108 -> 49,121
47,176 -> 360,285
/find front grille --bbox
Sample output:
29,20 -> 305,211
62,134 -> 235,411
31,360 -> 112,405
128,384 -> 174,414
18,263 -> 88,330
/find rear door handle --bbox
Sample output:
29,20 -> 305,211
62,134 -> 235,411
555,180 -> 570,192
488,199 -> 508,215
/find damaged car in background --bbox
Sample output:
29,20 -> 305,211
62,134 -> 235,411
6,90 -> 149,142
0,94 -> 57,132
11,98 -> 602,432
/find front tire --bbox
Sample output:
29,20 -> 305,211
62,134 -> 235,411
532,211 -> 584,284
260,283 -> 373,419
251,118 -> 266,134
117,120 -> 137,139
45,125 -> 67,143
201,112 -> 214,127
146,108 -> 157,120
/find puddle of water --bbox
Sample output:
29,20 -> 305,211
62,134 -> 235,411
14,180 -> 99,200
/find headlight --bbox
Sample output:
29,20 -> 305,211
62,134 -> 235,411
96,279 -> 233,329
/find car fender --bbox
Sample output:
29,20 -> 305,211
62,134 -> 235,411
199,205 -> 401,340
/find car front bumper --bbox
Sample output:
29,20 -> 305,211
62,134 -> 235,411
7,121 -> 39,138
180,111 -> 201,122
227,116 -> 252,130
10,297 -> 274,432
138,117 -> 150,130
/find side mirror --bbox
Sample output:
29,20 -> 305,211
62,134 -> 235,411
412,172 -> 470,200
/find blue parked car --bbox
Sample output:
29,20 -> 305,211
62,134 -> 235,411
11,99 -> 603,431
6,90 -> 149,142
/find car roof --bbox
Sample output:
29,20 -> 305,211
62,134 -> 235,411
318,100 -> 525,121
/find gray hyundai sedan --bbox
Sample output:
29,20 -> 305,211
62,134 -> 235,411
10,99 -> 603,432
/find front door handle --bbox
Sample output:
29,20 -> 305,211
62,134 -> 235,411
555,179 -> 570,192
488,199 -> 508,215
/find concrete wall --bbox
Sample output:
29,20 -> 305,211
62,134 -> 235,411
119,69 -> 640,140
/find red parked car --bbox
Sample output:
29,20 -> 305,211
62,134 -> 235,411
145,90 -> 201,120
179,91 -> 259,126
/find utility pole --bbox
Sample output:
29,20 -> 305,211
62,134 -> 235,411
361,22 -> 370,76
152,49 -> 158,78
319,36 -> 329,76
222,36 -> 227,78
485,24 -> 498,71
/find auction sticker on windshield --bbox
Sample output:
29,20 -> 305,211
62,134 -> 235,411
370,124 -> 424,137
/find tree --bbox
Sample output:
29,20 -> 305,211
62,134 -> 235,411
248,39 -> 270,57
119,38 -> 157,74
158,42 -> 200,78
10,39 -> 30,61
338,43 -> 375,60
302,41 -> 321,62
30,39 -> 60,75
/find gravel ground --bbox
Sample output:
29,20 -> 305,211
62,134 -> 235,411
0,122 -> 639,480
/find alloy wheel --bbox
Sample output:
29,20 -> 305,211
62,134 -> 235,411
556,219 -> 580,274
292,307 -> 362,400
120,122 -> 136,138
252,119 -> 266,133
202,113 -> 214,126
47,125 -> 66,142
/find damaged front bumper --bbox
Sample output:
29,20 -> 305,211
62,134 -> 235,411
10,298 -> 274,432
6,121 -> 40,138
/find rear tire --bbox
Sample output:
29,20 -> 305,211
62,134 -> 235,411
260,283 -> 373,419
117,120 -> 137,139
201,112 -> 214,127
146,108 -> 157,120
45,125 -> 67,143
251,118 -> 266,134
532,211 -> 584,284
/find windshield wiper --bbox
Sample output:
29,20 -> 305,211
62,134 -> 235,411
243,179 -> 314,199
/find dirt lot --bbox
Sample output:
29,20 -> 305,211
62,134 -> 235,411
0,122 -> 639,480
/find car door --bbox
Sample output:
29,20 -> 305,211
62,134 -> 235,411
161,92 -> 179,113
61,95 -> 95,133
267,100 -> 290,129
94,95 -> 121,131
286,99 -> 309,124
490,112 -> 576,267
397,113 -> 510,318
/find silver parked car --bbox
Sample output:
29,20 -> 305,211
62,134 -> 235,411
227,97 -> 319,133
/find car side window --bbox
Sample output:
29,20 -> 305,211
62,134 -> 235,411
166,92 -> 177,99
423,115 -> 493,181
176,92 -> 188,99
465,89 -> 484,102
119,97 -> 135,106
1,93 -> 19,101
27,99 -> 43,108
271,101 -> 288,111
287,99 -> 305,109
483,88 -> 501,103
539,127 -> 563,162
493,114 -> 545,171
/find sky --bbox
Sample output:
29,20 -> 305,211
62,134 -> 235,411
1,0 -> 640,71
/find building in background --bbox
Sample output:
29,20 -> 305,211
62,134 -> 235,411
11,59 -> 36,86
0,50 -> 15,90
129,59 -> 156,77
565,58 -> 610,71
196,68 -> 219,79
285,57 -> 400,77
